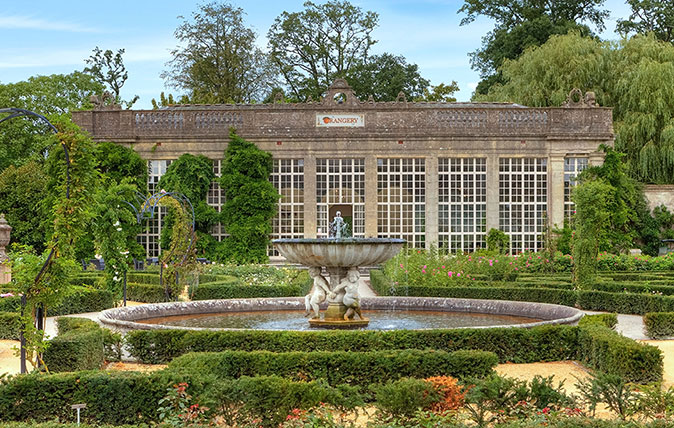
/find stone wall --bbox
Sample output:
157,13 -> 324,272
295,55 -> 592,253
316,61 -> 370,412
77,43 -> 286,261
644,185 -> 674,212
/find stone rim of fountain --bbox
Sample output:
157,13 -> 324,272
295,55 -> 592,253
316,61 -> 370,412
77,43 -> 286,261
99,296 -> 584,332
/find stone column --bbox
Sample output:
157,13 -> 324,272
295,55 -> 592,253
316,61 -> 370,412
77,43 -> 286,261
549,156 -> 566,230
425,156 -> 439,248
303,156 -> 317,238
0,214 -> 12,284
364,156 -> 378,237
485,154 -> 500,232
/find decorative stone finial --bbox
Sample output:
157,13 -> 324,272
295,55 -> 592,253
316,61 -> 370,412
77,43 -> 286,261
563,88 -> 597,108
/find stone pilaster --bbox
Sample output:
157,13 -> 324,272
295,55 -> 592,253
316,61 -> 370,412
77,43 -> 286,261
364,156 -> 378,237
303,156 -> 317,238
549,156 -> 566,229
425,156 -> 439,248
486,155 -> 500,232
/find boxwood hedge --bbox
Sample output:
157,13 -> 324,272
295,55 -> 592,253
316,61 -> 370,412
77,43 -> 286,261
168,349 -> 498,385
644,312 -> 674,339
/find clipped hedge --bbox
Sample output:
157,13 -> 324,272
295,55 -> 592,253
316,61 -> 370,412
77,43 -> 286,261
125,283 -> 169,303
644,312 -> 674,339
578,313 -> 618,329
168,349 -> 498,385
577,325 -> 663,383
0,371 -> 361,428
190,282 -> 304,300
0,288 -> 114,316
0,312 -> 21,340
387,285 -> 578,307
126,324 -> 580,364
0,371 -> 188,425
576,290 -> 674,315
42,317 -> 104,372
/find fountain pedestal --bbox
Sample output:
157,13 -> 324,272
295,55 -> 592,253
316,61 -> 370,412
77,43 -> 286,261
272,237 -> 405,329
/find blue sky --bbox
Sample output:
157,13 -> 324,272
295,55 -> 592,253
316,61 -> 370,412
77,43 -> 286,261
0,0 -> 632,108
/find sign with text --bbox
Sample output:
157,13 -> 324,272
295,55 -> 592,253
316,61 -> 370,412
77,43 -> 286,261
316,113 -> 364,127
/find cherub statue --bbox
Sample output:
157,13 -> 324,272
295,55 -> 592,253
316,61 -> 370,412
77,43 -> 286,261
332,267 -> 364,320
304,266 -> 334,319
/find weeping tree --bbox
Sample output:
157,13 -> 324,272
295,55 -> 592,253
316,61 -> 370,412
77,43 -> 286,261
480,32 -> 674,184
219,130 -> 279,263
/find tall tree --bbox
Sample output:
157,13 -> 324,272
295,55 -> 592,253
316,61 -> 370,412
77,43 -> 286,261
481,32 -> 674,184
345,53 -> 429,101
616,0 -> 674,42
268,0 -> 379,101
84,47 -> 139,108
0,72 -> 103,172
162,2 -> 276,103
458,0 -> 608,95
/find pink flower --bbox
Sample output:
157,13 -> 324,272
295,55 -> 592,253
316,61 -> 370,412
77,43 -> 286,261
448,271 -> 453,277
0,292 -> 13,298
457,272 -> 461,277
422,270 -> 426,274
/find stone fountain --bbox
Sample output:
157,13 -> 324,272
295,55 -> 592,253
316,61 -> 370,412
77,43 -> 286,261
273,212 -> 405,328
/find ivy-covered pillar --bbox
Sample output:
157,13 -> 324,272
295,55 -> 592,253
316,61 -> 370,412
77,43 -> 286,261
0,214 -> 10,284
549,155 -> 566,230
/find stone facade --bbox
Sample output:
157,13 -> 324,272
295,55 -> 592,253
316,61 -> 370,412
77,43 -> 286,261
72,80 -> 614,256
644,185 -> 674,212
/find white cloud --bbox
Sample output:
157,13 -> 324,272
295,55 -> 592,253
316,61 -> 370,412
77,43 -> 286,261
0,15 -> 98,33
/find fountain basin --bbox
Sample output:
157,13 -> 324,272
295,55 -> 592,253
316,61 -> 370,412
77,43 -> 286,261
272,238 -> 405,267
100,297 -> 583,331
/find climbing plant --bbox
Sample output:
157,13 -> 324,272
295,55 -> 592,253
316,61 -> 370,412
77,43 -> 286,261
219,130 -> 280,264
573,179 -> 612,288
159,196 -> 197,300
6,116 -> 98,371
486,228 -> 510,254
157,153 -> 218,258
91,182 -> 140,298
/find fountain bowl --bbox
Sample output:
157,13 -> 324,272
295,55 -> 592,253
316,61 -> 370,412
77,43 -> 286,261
272,238 -> 405,267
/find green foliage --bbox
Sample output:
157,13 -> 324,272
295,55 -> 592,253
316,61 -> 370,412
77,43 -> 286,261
162,2 -> 276,103
159,197 -> 197,300
0,161 -> 49,252
0,312 -> 21,340
207,375 -> 362,428
372,378 -> 439,420
169,349 -> 498,386
575,372 -> 638,420
345,53 -> 429,101
43,318 -> 104,372
644,312 -> 674,338
93,141 -> 146,189
483,32 -> 674,186
157,153 -> 217,257
573,178 -> 613,288
91,183 -> 139,298
0,72 -> 103,171
458,0 -> 607,93
617,0 -> 674,42
190,281 -> 302,300
125,324 -> 580,364
578,325 -> 663,383
45,117 -> 99,260
84,47 -> 138,107
267,0 -> 379,100
219,130 -> 279,263
126,283 -> 173,303
578,313 -> 618,329
0,371 -> 192,425
487,228 -> 510,254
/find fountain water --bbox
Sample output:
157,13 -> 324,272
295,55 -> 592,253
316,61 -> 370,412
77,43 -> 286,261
273,214 -> 405,328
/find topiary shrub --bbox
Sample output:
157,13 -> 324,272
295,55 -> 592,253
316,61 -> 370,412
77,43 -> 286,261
578,313 -> 618,329
0,312 -> 21,340
42,317 -> 104,372
644,312 -> 674,339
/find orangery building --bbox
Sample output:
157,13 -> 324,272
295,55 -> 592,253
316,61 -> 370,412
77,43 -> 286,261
72,80 -> 614,258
